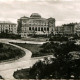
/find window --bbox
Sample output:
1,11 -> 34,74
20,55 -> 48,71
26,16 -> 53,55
47,27 -> 49,31
41,27 -> 43,31
45,23 -> 46,26
35,27 -> 37,31
44,27 -> 46,31
29,27 -> 31,30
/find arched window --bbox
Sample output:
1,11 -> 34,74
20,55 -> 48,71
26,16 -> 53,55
35,27 -> 37,31
29,27 -> 31,30
44,27 -> 46,31
47,27 -> 49,31
41,27 -> 43,31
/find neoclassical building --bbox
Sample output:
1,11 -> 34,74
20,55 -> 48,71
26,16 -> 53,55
17,13 -> 55,38
0,21 -> 17,34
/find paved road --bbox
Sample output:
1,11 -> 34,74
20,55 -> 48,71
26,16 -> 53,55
0,39 -> 33,79
0,39 -> 52,79
0,39 -> 45,44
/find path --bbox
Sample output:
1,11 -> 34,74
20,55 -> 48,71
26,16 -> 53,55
0,39 -> 52,79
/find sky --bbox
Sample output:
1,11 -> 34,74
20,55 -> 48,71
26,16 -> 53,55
0,0 -> 80,26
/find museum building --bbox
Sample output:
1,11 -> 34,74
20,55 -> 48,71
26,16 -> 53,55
17,13 -> 55,38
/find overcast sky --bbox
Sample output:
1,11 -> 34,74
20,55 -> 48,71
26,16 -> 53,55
0,0 -> 80,26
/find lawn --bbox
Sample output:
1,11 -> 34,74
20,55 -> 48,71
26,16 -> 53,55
21,37 -> 49,42
10,43 -> 42,57
10,43 -> 52,57
0,43 -> 25,62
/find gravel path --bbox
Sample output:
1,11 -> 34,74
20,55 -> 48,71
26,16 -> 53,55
0,39 -> 52,79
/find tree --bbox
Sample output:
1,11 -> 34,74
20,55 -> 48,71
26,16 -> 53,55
29,41 -> 80,79
0,43 -> 3,48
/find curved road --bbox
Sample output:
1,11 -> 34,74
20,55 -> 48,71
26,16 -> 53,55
0,39 -> 32,79
0,39 -> 52,79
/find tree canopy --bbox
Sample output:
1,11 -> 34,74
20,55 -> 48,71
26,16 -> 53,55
29,41 -> 80,79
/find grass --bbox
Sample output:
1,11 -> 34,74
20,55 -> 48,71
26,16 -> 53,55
21,37 -> 49,42
10,43 -> 42,57
0,43 -> 25,62
10,43 -> 52,57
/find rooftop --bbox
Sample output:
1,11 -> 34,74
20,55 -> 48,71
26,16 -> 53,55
20,16 -> 29,19
0,21 -> 16,25
30,13 -> 41,19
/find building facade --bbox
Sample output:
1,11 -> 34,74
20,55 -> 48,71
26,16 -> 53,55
63,25 -> 74,35
74,23 -> 80,36
63,23 -> 77,35
55,26 -> 64,34
55,23 -> 78,36
17,13 -> 55,38
0,21 -> 17,34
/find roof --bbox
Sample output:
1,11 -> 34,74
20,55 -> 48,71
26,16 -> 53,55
30,13 -> 41,18
0,21 -> 16,25
20,16 -> 29,19
47,17 -> 55,21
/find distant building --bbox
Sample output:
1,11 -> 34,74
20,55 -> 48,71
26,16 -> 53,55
17,13 -> 55,38
63,23 -> 77,35
74,23 -> 80,36
63,25 -> 75,35
55,23 -> 78,36
55,26 -> 64,34
0,21 -> 17,34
